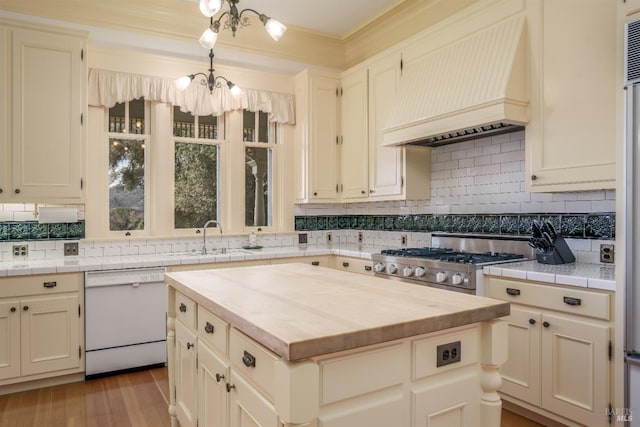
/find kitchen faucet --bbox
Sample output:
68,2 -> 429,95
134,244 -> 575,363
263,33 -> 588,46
202,219 -> 223,255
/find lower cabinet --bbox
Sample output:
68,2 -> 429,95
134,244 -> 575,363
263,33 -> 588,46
168,288 -> 502,427
333,256 -> 373,276
0,273 -> 83,388
486,276 -> 612,427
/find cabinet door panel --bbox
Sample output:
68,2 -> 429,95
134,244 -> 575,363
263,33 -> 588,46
229,371 -> 278,427
541,313 -> 609,427
11,28 -> 85,200
175,320 -> 197,427
0,26 -> 7,198
20,294 -> 80,376
310,76 -> 339,200
198,342 -> 229,427
340,68 -> 369,200
369,52 -> 404,198
499,306 -> 542,405
527,0 -> 616,191
0,300 -> 20,380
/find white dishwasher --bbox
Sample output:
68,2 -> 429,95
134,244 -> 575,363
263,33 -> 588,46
85,267 -> 167,377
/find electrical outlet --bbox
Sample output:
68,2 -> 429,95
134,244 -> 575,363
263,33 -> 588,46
12,244 -> 28,259
401,234 -> 407,247
358,232 -> 363,243
436,341 -> 461,367
600,244 -> 614,264
64,242 -> 79,256
298,233 -> 308,245
326,232 -> 332,244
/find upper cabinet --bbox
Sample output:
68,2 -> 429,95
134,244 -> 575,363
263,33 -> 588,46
525,0 -> 616,192
0,19 -> 87,202
294,70 -> 340,203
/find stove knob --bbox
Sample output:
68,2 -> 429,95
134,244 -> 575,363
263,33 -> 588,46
414,267 -> 426,277
451,273 -> 464,286
403,267 -> 414,277
374,262 -> 386,273
435,272 -> 448,283
387,264 -> 398,274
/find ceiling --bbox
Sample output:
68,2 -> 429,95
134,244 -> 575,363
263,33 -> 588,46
198,0 -> 403,37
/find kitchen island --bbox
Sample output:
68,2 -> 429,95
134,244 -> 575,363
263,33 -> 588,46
165,263 -> 510,427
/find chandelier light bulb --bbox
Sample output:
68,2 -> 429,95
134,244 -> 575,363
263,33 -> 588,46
264,17 -> 287,41
199,27 -> 218,49
229,83 -> 242,96
175,75 -> 193,91
199,0 -> 222,17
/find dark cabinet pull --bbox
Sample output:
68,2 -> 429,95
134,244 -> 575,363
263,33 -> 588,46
311,261 -> 320,266
342,262 -> 349,267
361,190 -> 366,194
242,351 -> 256,368
543,321 -> 550,328
563,296 -> 582,306
43,281 -> 57,288
531,175 -> 537,181
125,231 -> 131,236
0,188 -> 3,194
364,265 -> 372,271
23,305 -> 29,311
186,342 -> 194,350
179,303 -> 187,313
204,322 -> 214,334
14,188 -> 20,194
506,288 -> 521,296
226,383 -> 235,392
313,192 -> 318,196
529,318 -> 536,325
215,373 -> 225,383
10,307 -> 16,312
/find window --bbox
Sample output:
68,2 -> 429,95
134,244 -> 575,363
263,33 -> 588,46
243,110 -> 274,228
108,98 -> 148,232
173,107 -> 221,229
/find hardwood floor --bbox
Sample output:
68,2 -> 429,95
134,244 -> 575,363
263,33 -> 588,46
0,367 -> 543,427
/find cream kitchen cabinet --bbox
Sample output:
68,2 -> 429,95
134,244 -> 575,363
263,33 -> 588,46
339,68 -> 369,200
623,0 -> 640,19
486,276 -> 612,427
294,69 -> 340,203
0,19 -> 86,202
0,273 -> 84,391
337,51 -> 431,202
270,255 -> 331,268
525,0 -> 616,192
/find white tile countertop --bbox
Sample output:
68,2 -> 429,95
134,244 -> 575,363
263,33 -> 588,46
0,244 -> 377,277
483,260 -> 616,291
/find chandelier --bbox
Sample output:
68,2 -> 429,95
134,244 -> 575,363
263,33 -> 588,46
175,49 -> 241,95
198,0 -> 287,49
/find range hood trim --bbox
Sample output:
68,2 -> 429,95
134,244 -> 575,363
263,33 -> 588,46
382,13 -> 529,148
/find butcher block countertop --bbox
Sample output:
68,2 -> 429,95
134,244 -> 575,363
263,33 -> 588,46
165,263 -> 510,361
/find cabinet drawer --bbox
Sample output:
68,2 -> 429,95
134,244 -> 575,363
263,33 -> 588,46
197,306 -> 229,356
175,292 -> 197,329
229,328 -> 278,400
487,278 -> 610,320
0,273 -> 82,298
334,257 -> 374,276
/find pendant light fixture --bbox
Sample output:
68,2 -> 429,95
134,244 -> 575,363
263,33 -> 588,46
198,0 -> 287,49
175,49 -> 241,95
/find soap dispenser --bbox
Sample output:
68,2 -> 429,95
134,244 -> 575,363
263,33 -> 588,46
249,231 -> 257,247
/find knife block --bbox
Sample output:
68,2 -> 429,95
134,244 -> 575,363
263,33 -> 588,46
536,236 -> 576,265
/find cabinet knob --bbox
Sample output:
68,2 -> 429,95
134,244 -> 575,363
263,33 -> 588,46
242,351 -> 256,368
179,303 -> 187,313
529,318 -> 536,325
543,321 -> 550,328
204,322 -> 214,334
361,190 -> 366,194
313,192 -> 318,196
531,175 -> 537,181
342,262 -> 349,267
0,188 -> 3,194
364,265 -> 372,271
10,307 -> 16,312
186,342 -> 194,350
369,189 -> 375,193
23,305 -> 29,311
226,383 -> 235,393
14,189 -> 20,194
311,261 -> 320,266
43,281 -> 57,288
215,373 -> 225,383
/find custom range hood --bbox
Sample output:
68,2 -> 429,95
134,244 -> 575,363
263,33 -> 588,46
382,14 -> 529,148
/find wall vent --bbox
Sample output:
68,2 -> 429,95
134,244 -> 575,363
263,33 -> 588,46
626,19 -> 640,83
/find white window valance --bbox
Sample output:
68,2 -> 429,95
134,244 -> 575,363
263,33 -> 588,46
88,68 -> 295,124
